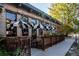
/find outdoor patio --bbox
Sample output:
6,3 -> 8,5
0,3 -> 79,56
31,37 -> 75,56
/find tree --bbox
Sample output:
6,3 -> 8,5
73,19 -> 79,33
49,3 -> 78,35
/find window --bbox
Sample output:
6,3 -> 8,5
43,23 -> 49,30
6,11 -> 16,21
39,28 -> 43,36
30,19 -> 38,39
29,18 -> 37,26
51,25 -> 56,33
20,16 -> 29,36
32,28 -> 37,39
6,11 -> 17,36
22,24 -> 28,36
37,21 -> 43,36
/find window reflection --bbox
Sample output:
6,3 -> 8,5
29,18 -> 37,26
6,11 -> 16,21
30,19 -> 38,39
20,16 -> 29,36
6,11 -> 17,36
39,21 -> 44,35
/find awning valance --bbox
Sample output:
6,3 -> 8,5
13,16 -> 56,31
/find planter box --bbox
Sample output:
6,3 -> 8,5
4,36 -> 31,56
33,35 -> 65,50
51,36 -> 57,44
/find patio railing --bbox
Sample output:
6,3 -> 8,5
5,36 -> 31,56
0,35 -> 65,55
31,35 -> 65,50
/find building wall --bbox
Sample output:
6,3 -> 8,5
0,3 -> 62,37
16,14 -> 22,37
0,8 -> 6,37
56,24 -> 63,33
4,4 -> 52,24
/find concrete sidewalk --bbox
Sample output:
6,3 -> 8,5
31,38 -> 75,56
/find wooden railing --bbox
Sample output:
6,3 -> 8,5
31,35 -> 65,50
4,36 -> 31,56
0,35 -> 65,55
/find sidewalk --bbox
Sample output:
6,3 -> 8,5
31,37 -> 75,56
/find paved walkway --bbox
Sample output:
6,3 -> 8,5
66,38 -> 79,56
31,37 -> 75,56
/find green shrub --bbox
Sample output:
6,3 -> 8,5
13,48 -> 21,56
0,8 -> 2,13
0,48 -> 21,56
0,35 -> 21,56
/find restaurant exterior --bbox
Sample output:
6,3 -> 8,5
0,3 -> 64,56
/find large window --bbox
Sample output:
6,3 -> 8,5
22,24 -> 28,36
30,18 -> 38,39
32,28 -> 37,40
20,16 -> 29,36
39,21 -> 44,36
6,11 -> 16,21
6,11 -> 17,36
29,18 -> 37,26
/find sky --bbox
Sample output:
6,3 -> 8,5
30,3 -> 51,14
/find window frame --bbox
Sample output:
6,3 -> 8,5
5,10 -> 17,21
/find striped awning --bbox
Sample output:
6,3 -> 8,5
13,16 -> 56,31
